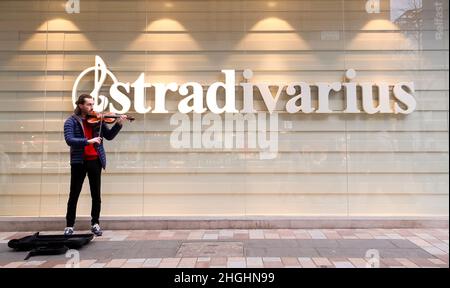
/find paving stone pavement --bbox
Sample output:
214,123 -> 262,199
0,228 -> 448,268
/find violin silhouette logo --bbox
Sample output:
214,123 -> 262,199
72,56 -> 119,112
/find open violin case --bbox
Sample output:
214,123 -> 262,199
8,232 -> 94,260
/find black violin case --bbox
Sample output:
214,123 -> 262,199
8,232 -> 94,260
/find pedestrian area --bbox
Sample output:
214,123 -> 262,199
0,228 -> 448,268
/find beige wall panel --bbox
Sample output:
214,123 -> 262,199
0,0 -> 447,217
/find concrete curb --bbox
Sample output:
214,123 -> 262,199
0,216 -> 448,231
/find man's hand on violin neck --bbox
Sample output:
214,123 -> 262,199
88,137 -> 102,145
116,115 -> 128,125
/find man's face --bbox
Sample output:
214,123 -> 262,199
79,98 -> 94,114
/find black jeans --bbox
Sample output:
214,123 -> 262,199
66,159 -> 102,227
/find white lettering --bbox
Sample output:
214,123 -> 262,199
72,56 -> 417,115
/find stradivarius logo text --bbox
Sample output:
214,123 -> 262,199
72,55 -> 417,115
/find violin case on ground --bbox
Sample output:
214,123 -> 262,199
8,232 -> 94,260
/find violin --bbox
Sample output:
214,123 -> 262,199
86,112 -> 135,125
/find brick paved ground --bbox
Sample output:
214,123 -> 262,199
0,228 -> 448,268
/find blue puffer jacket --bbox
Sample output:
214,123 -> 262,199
64,114 -> 122,169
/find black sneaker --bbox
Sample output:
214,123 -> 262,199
64,227 -> 74,236
91,224 -> 103,236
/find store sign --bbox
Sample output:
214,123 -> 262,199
72,56 -> 416,115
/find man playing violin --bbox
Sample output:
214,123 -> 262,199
63,94 -> 128,236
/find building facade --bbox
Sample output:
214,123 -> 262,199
0,0 -> 448,221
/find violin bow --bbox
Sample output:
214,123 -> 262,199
97,96 -> 107,139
